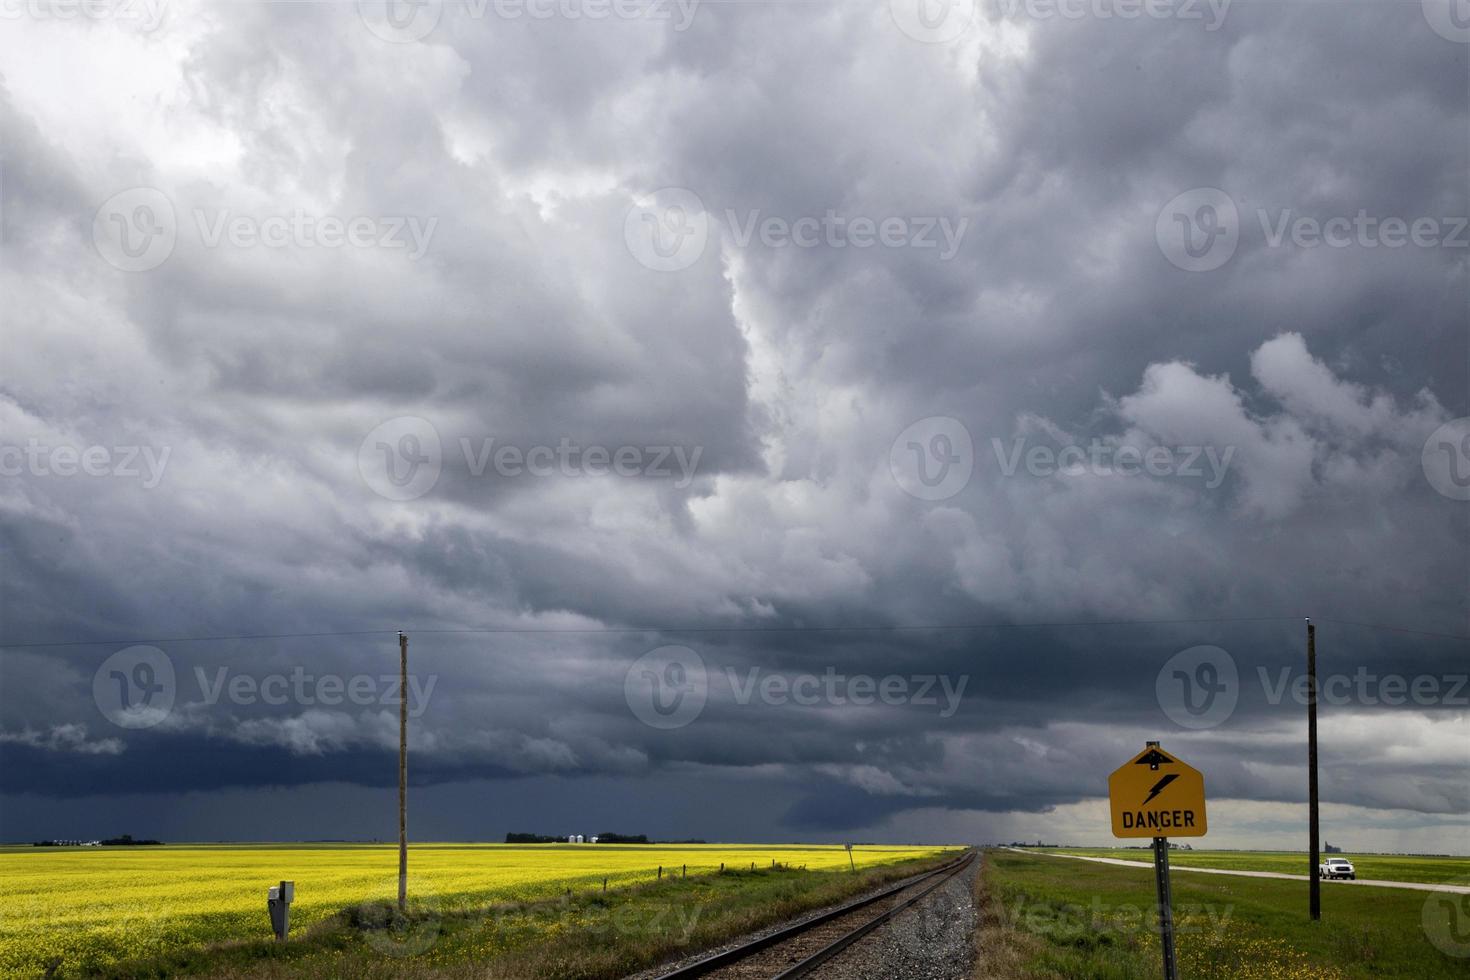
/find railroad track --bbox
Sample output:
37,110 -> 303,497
649,850 -> 975,980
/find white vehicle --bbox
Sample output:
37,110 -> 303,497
1319,857 -> 1356,880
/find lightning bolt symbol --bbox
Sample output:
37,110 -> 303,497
1142,774 -> 1179,807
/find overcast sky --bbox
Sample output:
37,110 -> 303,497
0,0 -> 1467,854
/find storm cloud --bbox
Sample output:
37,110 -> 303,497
0,0 -> 1466,851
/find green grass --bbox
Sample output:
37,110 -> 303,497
0,842 -> 958,979
1040,848 -> 1470,886
978,849 -> 1467,980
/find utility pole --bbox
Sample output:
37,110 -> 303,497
1307,618 -> 1320,921
398,630 -> 408,914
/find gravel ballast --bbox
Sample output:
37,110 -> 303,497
804,855 -> 978,980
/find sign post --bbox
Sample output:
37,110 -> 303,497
1152,837 -> 1177,980
1109,741 -> 1207,980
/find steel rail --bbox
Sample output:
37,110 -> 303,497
770,852 -> 973,979
649,850 -> 975,980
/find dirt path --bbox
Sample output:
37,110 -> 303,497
1007,848 -> 1470,894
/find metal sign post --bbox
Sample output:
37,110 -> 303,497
1152,837 -> 1179,980
1110,740 -> 1203,980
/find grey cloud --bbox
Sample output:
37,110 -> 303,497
0,0 -> 1465,847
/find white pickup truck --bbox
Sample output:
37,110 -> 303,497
1319,857 -> 1356,880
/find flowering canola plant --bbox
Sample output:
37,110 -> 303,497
0,842 -> 952,977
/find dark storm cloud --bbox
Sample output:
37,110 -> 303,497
0,0 -> 1465,846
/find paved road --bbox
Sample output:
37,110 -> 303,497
1007,848 -> 1470,894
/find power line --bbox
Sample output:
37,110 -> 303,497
0,630 -> 392,650
0,616 -> 1293,649
3,614 -> 1464,649
1312,618 -> 1470,644
408,615 -> 1300,635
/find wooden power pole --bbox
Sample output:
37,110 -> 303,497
398,630 -> 408,914
1307,619 -> 1320,921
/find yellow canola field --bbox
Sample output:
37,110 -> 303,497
0,842 -> 953,977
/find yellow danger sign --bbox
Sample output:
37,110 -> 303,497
1108,744 -> 1208,838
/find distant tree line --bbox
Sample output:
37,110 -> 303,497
505,831 -> 671,844
33,834 -> 162,847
